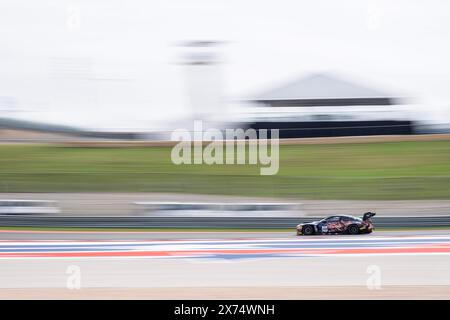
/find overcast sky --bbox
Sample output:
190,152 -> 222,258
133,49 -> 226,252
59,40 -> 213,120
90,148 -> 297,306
1,0 -> 449,131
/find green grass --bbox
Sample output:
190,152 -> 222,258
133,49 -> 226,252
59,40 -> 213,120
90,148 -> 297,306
0,141 -> 450,199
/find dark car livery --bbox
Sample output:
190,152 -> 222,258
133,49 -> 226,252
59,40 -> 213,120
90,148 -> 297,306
296,212 -> 376,236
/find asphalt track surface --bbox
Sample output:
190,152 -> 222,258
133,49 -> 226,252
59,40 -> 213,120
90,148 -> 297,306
1,229 -> 450,241
1,229 -> 450,299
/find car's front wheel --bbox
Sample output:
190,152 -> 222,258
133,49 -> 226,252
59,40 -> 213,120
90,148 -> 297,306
347,225 -> 359,235
302,225 -> 314,235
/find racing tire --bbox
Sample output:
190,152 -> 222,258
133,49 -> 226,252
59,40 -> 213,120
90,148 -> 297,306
347,225 -> 359,235
302,225 -> 314,236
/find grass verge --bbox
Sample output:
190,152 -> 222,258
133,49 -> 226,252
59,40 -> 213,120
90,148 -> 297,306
1,140 -> 450,199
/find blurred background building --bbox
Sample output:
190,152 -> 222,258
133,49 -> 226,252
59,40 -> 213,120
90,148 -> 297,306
239,73 -> 414,138
1,0 -> 450,141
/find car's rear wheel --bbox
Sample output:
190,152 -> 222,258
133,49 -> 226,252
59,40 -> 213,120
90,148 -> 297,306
348,225 -> 359,235
303,225 -> 314,235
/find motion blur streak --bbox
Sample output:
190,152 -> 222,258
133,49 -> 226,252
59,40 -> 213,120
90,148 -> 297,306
1,235 -> 450,259
1,232 -> 450,298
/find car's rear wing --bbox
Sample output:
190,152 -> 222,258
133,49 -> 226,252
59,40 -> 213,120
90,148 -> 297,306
363,212 -> 376,221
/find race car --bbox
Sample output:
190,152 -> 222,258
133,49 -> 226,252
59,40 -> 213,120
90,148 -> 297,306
296,212 -> 376,236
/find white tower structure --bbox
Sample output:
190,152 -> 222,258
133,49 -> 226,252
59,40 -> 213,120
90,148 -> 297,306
180,41 -> 225,122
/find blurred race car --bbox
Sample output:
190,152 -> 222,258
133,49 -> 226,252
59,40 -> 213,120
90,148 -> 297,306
296,212 -> 376,236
